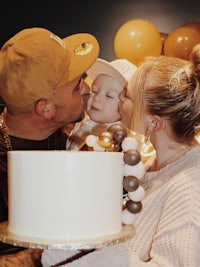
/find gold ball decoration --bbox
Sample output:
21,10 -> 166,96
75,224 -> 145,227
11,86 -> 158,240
98,131 -> 114,148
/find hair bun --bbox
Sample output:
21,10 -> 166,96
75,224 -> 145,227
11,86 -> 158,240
190,44 -> 200,81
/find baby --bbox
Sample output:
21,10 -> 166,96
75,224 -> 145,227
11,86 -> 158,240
65,58 -> 137,151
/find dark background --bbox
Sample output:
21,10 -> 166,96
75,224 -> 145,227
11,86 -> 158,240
1,0 -> 199,61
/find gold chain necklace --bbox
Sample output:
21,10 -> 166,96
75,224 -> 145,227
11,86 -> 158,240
0,112 -> 54,151
0,112 -> 13,151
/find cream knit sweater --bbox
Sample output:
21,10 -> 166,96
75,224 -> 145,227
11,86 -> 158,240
42,145 -> 200,267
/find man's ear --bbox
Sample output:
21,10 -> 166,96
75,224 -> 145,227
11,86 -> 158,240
148,115 -> 164,133
35,99 -> 56,119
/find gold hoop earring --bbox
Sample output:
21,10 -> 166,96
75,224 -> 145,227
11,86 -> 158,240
144,130 -> 150,145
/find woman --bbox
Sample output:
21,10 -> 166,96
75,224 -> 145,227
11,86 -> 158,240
42,44 -> 200,266
118,43 -> 200,266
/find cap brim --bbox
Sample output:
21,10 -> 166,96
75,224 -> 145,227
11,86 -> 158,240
86,58 -> 127,85
63,33 -> 99,82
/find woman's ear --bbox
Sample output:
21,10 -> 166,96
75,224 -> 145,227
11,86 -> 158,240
148,115 -> 164,133
35,99 -> 56,119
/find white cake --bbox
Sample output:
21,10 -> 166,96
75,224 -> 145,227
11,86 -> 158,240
7,151 -> 124,241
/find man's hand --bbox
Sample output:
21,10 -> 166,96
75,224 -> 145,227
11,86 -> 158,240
0,248 -> 43,267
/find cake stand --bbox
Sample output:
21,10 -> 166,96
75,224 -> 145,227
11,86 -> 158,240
0,221 -> 135,250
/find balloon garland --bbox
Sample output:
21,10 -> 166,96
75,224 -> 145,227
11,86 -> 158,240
86,123 -> 145,225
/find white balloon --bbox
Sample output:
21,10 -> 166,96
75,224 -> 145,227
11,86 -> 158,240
123,161 -> 145,179
122,209 -> 136,225
128,185 -> 145,202
86,135 -> 105,151
93,143 -> 106,152
121,137 -> 138,151
86,135 -> 97,147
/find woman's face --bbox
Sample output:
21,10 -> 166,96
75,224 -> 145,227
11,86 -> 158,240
119,67 -> 147,134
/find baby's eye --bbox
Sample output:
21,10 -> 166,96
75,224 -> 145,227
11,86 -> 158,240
106,94 -> 114,99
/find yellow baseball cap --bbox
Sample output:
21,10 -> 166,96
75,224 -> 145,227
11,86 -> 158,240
0,27 -> 99,108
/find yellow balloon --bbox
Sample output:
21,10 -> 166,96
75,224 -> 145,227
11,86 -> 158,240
164,26 -> 200,60
114,19 -> 162,66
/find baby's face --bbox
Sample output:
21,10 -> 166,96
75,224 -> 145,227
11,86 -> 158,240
87,74 -> 124,123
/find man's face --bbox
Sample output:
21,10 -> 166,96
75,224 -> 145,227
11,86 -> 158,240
52,76 -> 90,125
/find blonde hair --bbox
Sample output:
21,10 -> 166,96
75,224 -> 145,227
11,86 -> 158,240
128,44 -> 200,144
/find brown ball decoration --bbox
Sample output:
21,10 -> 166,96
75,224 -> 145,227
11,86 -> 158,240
98,131 -> 113,148
123,176 -> 139,192
107,124 -> 127,136
126,200 -> 142,214
113,129 -> 127,143
124,150 -> 141,165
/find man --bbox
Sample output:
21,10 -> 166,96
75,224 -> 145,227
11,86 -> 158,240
0,27 -> 99,266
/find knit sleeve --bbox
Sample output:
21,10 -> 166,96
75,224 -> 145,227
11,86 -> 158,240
129,223 -> 200,267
